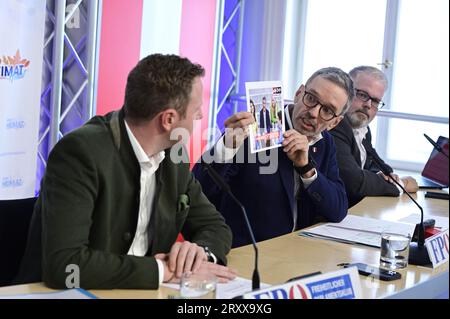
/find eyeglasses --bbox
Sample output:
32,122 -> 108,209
302,91 -> 340,121
355,89 -> 385,110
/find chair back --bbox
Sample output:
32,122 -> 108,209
0,197 -> 37,287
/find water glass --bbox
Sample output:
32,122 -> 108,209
380,232 -> 411,270
179,272 -> 217,299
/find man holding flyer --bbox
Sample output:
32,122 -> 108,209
193,67 -> 354,247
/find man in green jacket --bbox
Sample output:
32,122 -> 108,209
17,54 -> 235,289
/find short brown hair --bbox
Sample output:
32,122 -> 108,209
123,54 -> 205,121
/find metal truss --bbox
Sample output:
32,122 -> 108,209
36,0 -> 101,189
208,0 -> 245,147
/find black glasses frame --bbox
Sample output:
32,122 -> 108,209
302,91 -> 340,121
355,89 -> 385,109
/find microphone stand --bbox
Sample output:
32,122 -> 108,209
368,152 -> 430,265
202,162 -> 260,290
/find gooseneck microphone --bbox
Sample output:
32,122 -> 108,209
424,133 -> 449,159
202,162 -> 260,290
367,150 -> 430,265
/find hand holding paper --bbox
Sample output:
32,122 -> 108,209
282,129 -> 310,168
223,112 -> 255,149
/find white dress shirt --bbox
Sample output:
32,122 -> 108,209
124,121 -> 166,284
352,126 -> 368,168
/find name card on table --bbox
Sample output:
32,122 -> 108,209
425,229 -> 449,268
243,267 -> 361,299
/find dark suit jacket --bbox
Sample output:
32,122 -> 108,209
330,116 -> 399,208
193,130 -> 348,247
259,109 -> 272,130
16,109 -> 232,289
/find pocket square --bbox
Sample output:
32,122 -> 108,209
177,194 -> 190,212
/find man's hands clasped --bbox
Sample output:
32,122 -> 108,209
155,241 -> 237,284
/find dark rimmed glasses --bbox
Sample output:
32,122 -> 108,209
355,89 -> 385,110
302,91 -> 341,121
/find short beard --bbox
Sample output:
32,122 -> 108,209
294,115 -> 318,137
297,127 -> 316,137
347,112 -> 369,129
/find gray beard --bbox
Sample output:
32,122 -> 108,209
347,112 -> 369,129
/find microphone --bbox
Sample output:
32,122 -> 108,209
367,150 -> 430,265
202,162 -> 260,290
423,133 -> 449,159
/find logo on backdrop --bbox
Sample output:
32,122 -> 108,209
1,176 -> 24,188
6,118 -> 26,130
0,49 -> 30,81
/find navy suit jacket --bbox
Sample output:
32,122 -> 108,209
193,130 -> 348,247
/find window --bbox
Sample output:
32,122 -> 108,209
384,0 -> 449,167
301,0 -> 387,83
390,0 -> 449,117
283,0 -> 449,172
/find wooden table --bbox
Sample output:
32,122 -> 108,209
0,191 -> 448,299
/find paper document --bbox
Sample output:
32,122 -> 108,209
162,276 -> 271,299
0,288 -> 96,299
245,81 -> 285,153
299,215 -> 416,247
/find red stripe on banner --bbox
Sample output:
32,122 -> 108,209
96,0 -> 143,115
179,0 -> 217,165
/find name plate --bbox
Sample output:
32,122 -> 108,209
243,267 -> 361,299
425,229 -> 449,268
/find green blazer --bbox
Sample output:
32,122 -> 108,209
27,110 -> 232,289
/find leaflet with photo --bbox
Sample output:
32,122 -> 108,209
245,81 -> 285,153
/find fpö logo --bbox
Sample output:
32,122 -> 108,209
0,50 -> 30,82
2,176 -> 24,188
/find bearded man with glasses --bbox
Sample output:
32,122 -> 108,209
330,66 -> 418,208
193,67 -> 353,247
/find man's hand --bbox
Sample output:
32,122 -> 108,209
377,172 -> 419,193
223,112 -> 255,149
193,262 -> 238,283
166,241 -> 208,279
401,176 -> 419,193
155,253 -> 177,283
282,129 -> 310,169
156,254 -> 238,284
